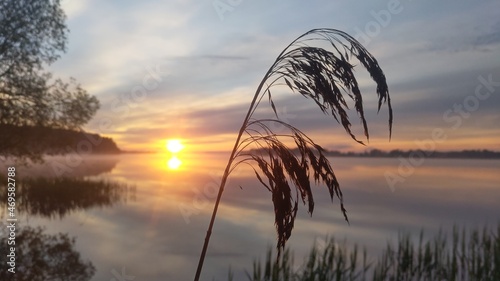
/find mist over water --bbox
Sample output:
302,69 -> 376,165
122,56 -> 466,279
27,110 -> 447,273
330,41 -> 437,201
1,154 -> 499,280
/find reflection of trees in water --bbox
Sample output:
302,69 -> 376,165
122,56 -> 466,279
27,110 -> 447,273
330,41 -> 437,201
0,224 -> 95,281
0,177 -> 135,219
0,155 -> 120,178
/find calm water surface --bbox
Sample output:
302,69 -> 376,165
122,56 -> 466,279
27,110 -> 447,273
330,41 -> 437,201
1,153 -> 499,280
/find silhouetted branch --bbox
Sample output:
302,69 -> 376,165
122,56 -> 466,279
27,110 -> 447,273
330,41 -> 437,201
194,28 -> 392,281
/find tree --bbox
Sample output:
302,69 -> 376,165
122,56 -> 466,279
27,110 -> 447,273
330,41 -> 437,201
0,224 -> 95,281
194,28 -> 393,280
0,176 -> 132,218
0,0 -> 100,155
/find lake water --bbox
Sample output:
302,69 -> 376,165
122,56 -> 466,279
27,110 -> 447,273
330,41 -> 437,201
1,153 -> 499,280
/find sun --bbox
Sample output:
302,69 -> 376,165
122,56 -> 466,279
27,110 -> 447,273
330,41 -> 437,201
167,156 -> 182,169
166,139 -> 184,153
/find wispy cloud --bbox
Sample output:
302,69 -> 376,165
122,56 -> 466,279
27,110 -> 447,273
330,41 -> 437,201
48,0 -> 500,152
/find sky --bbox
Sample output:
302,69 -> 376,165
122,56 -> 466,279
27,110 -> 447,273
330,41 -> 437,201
50,0 -> 500,153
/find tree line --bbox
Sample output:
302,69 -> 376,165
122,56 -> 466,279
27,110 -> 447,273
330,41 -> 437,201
0,0 -> 101,161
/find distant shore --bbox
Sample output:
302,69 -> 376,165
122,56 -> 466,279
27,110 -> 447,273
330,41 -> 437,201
324,149 -> 500,159
0,124 -> 121,156
248,147 -> 500,160
3,124 -> 497,160
121,148 -> 500,160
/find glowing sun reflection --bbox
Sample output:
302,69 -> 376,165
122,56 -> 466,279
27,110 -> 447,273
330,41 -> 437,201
167,156 -> 182,170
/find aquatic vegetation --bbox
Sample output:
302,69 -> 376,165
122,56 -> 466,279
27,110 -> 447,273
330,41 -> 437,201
195,28 -> 392,280
232,224 -> 500,281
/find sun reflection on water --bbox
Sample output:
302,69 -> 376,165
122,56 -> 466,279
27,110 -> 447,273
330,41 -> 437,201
167,156 -> 182,170
163,139 -> 185,170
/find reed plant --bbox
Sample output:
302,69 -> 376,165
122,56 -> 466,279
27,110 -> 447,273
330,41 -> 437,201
230,224 -> 500,281
194,28 -> 393,280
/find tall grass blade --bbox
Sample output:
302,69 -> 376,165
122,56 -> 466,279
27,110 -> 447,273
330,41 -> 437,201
194,28 -> 392,281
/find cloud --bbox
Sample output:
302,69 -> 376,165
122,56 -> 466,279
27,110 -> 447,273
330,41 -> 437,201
414,2 -> 500,53
91,60 -> 500,152
43,1 -> 500,153
474,21 -> 500,47
61,0 -> 89,19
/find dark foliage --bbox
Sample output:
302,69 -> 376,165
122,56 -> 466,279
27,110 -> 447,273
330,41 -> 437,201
0,0 -> 100,161
0,224 -> 95,281
233,224 -> 500,281
0,124 -> 120,162
0,176 -> 133,218
231,28 -> 392,257
196,28 -> 392,280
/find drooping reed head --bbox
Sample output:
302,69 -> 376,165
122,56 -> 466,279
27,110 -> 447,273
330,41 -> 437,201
231,28 -> 392,259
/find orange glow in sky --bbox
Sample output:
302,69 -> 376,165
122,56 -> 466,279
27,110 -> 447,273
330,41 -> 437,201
166,139 -> 184,153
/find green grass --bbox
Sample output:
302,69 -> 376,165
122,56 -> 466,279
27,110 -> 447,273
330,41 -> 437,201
228,224 -> 500,281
